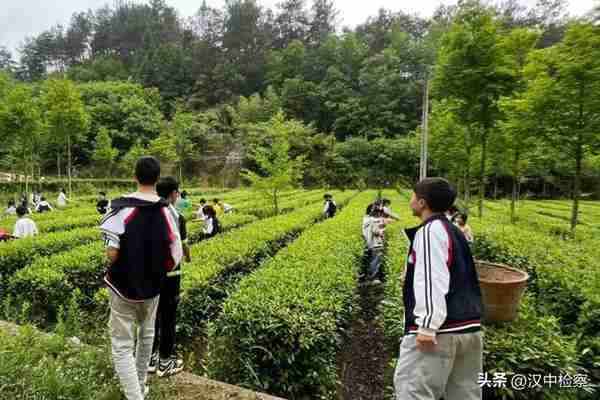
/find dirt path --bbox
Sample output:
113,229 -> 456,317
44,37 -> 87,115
338,281 -> 388,400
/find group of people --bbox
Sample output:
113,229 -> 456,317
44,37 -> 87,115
361,198 -> 399,284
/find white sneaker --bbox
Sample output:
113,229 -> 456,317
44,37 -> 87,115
157,356 -> 184,378
147,353 -> 158,374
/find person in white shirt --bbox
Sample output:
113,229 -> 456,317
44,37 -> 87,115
13,206 -> 39,238
57,188 -> 68,208
222,202 -> 234,214
4,200 -> 17,216
196,199 -> 207,220
35,197 -> 53,213
382,198 -> 400,220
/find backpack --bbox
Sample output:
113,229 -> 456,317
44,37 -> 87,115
327,200 -> 337,217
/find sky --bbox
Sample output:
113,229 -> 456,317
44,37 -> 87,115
1,0 -> 596,55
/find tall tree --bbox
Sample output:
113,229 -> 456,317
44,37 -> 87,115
434,5 -> 512,216
274,0 -> 310,48
521,23 -> 600,231
308,0 -> 338,47
91,127 -> 118,174
242,112 -> 305,214
0,84 -> 44,194
498,28 -> 540,222
41,79 -> 90,195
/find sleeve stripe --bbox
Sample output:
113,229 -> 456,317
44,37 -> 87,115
423,225 -> 431,329
425,223 -> 434,329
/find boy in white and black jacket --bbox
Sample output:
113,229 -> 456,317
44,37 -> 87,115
100,156 -> 182,400
394,177 -> 483,400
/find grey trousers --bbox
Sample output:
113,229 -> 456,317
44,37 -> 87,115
109,290 -> 160,400
394,332 -> 483,400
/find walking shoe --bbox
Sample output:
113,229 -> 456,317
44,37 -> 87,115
157,356 -> 184,378
147,352 -> 158,374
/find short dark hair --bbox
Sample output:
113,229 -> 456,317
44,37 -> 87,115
414,178 -> 456,213
135,156 -> 161,185
8,200 -> 15,206
448,205 -> 458,214
203,205 -> 216,217
40,197 -> 46,201
324,193 -> 332,200
200,198 -> 206,204
366,204 -> 373,215
457,212 -> 468,223
99,191 -> 106,196
156,176 -> 180,199
213,198 -> 219,203
382,198 -> 391,206
16,205 -> 27,216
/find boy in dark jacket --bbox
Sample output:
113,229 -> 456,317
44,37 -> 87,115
394,178 -> 483,400
100,157 -> 182,400
149,176 -> 191,377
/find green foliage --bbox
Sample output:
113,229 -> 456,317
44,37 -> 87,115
206,192 -> 367,398
0,325 -> 122,400
91,127 -> 118,173
242,112 -> 306,214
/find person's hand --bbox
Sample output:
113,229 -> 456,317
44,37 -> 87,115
416,333 -> 438,352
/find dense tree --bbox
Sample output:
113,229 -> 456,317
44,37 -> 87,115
41,79 -> 90,195
518,23 -> 600,231
434,5 -> 513,216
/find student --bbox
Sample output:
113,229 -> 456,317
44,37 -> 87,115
35,197 -> 53,213
4,200 -> 17,216
455,212 -> 474,243
222,201 -> 234,214
394,178 -> 483,400
212,199 -> 223,216
362,204 -> 374,241
13,205 -> 38,238
97,192 -> 110,215
150,177 -> 191,378
323,194 -> 337,218
202,205 -> 221,239
100,156 -> 182,400
382,198 -> 400,220
364,205 -> 389,284
175,191 -> 191,213
57,188 -> 68,208
196,198 -> 207,220
445,205 -> 459,223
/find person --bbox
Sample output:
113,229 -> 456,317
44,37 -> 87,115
32,191 -> 41,207
362,203 -> 374,241
4,200 -> 17,216
364,205 -> 390,284
323,194 -> 337,218
394,178 -> 483,400
97,192 -> 110,215
382,198 -> 400,220
445,205 -> 459,223
202,205 -> 221,239
211,199 -> 223,216
35,197 -> 53,213
150,177 -> 191,377
196,199 -> 207,220
99,156 -> 182,400
13,205 -> 38,239
57,188 -> 68,208
455,212 -> 473,243
222,201 -> 234,214
174,191 -> 191,213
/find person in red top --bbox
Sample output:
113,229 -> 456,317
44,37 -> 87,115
100,156 -> 182,400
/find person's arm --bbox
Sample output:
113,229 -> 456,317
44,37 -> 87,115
100,209 -> 124,263
106,247 -> 119,263
413,221 -> 451,350
13,222 -> 22,238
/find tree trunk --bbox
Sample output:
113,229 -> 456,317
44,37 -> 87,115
464,145 -> 472,209
493,171 -> 499,200
57,152 -> 61,179
179,164 -> 183,186
67,134 -> 72,197
478,129 -> 488,218
511,150 -> 520,224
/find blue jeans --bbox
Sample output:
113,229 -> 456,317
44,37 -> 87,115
368,247 -> 383,279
